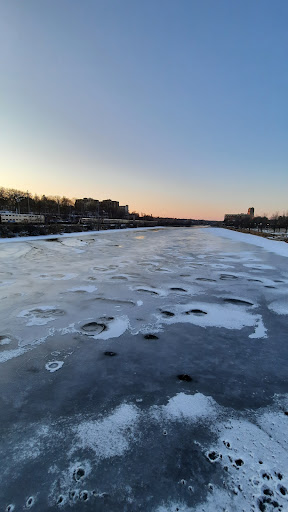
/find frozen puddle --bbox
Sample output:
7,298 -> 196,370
79,315 -> 130,339
18,306 -> 66,326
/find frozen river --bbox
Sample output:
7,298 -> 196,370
1,227 -> 288,511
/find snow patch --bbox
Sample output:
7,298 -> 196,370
152,393 -> 217,423
0,347 -> 26,363
72,403 -> 140,459
0,337 -> 11,345
249,317 -> 267,339
157,302 -> 266,338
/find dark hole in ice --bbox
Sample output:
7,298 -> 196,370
262,472 -> 271,480
279,486 -> 287,496
161,310 -> 175,317
263,487 -> 273,496
259,497 -> 280,509
177,374 -> 193,382
73,467 -> 85,481
258,498 -> 265,512
264,286 -> 276,289
81,322 -> 106,334
259,460 -> 263,464
69,490 -> 78,500
57,495 -> 64,504
220,274 -> 238,280
104,351 -> 117,356
45,238 -> 59,242
185,309 -> 207,316
80,491 -> 88,501
26,497 -> 34,507
223,298 -> 254,306
248,279 -> 262,282
170,287 -> 187,292
207,451 -> 219,461
223,441 -> 231,448
144,334 -> 159,340
275,473 -> 283,480
284,411 -> 288,416
235,459 -> 244,466
6,506 -> 14,512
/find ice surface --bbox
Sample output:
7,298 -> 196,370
1,226 -> 288,511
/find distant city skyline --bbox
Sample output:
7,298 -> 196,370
1,1 -> 287,221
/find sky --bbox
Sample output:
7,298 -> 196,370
0,0 -> 287,220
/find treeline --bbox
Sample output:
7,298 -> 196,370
224,214 -> 288,233
0,187 -> 73,216
0,187 -> 129,219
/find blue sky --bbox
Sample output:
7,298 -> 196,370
1,0 -> 287,219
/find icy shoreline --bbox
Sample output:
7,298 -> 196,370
206,227 -> 288,258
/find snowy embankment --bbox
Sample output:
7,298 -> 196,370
0,226 -> 164,244
205,227 -> 288,258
